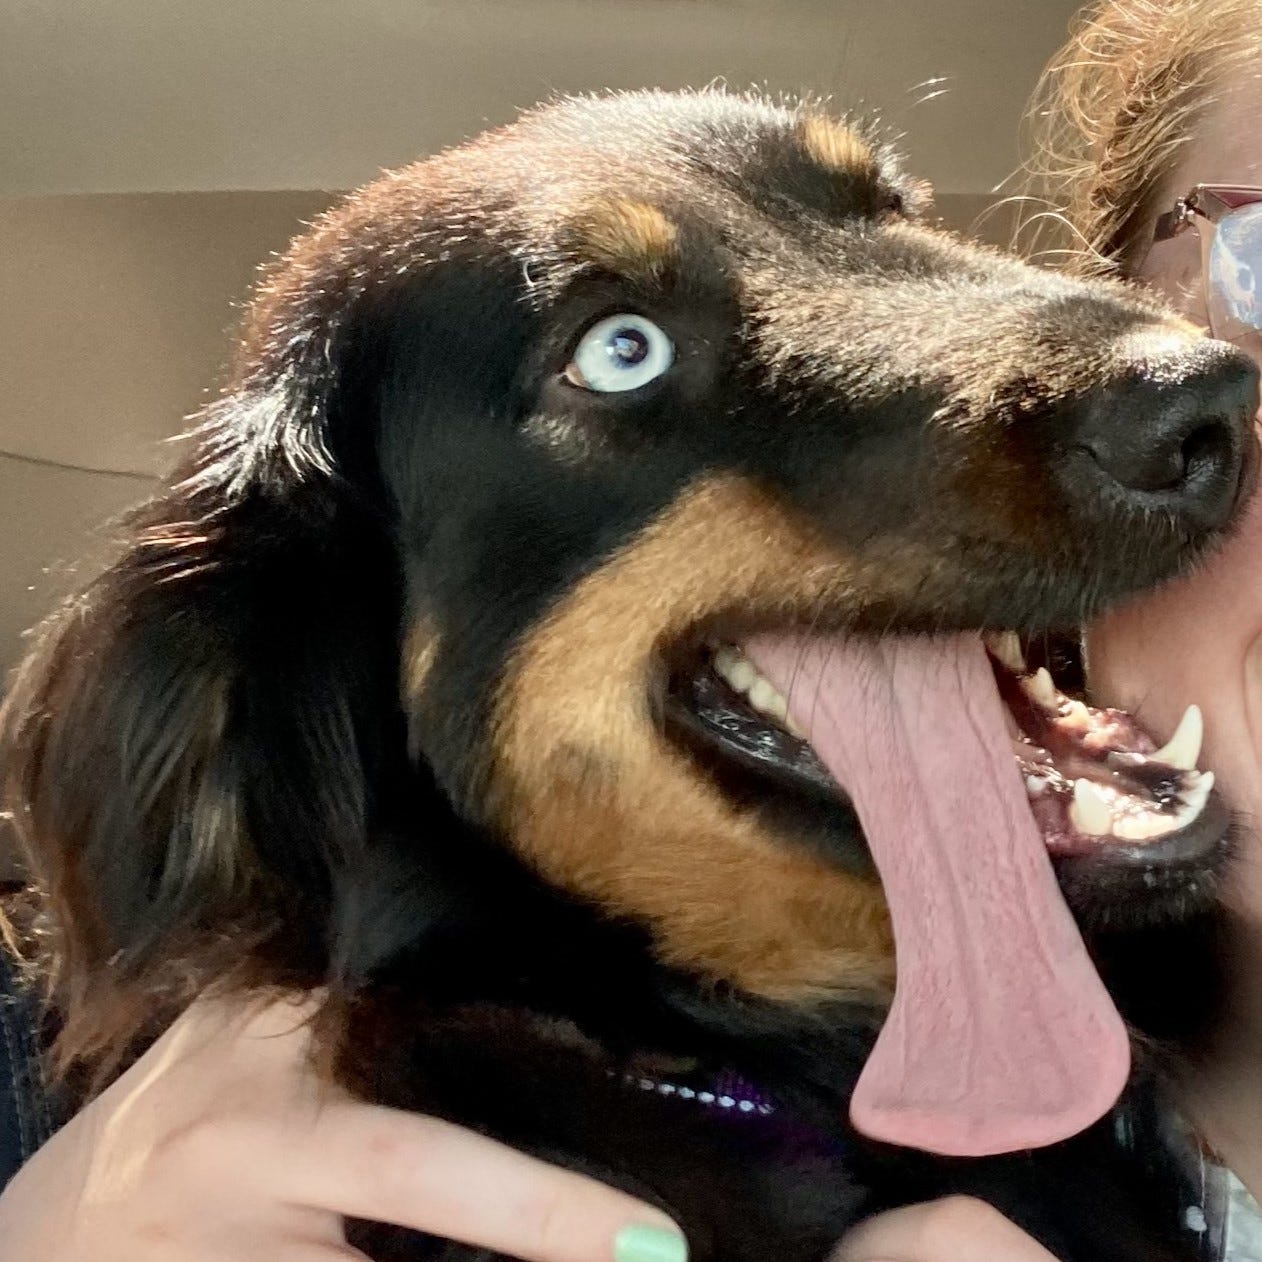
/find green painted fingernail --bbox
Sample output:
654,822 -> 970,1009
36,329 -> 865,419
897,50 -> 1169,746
614,1223 -> 688,1262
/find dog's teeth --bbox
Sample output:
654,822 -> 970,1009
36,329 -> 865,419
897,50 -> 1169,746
713,645 -> 804,736
1112,813 -> 1180,841
1070,778 -> 1114,836
1174,772 -> 1215,826
1022,667 -> 1059,709
1152,704 -> 1203,772
1183,770 -> 1215,809
984,631 -> 1026,674
714,648 -> 757,694
748,678 -> 788,722
1081,767 -> 1216,846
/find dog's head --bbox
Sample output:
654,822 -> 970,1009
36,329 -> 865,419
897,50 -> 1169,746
4,92 -> 1256,1084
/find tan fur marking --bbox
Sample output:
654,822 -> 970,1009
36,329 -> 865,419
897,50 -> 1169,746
573,199 -> 679,281
801,117 -> 876,178
491,476 -> 900,1004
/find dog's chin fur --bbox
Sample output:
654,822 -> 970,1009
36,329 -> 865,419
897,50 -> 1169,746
0,89 -> 1249,1262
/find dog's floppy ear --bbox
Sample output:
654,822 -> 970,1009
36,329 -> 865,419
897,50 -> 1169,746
1,269 -> 407,1068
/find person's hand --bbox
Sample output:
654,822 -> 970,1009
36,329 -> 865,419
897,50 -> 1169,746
835,1197 -> 1057,1261
0,993 -> 687,1262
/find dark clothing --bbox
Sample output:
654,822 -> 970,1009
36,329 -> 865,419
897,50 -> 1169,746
0,943 -> 56,1192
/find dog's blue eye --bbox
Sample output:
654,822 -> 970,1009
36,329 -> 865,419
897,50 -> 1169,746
566,314 -> 674,393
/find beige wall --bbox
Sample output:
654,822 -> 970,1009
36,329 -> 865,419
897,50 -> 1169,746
3,0 -> 1079,198
0,192 -> 331,672
3,192 -> 333,478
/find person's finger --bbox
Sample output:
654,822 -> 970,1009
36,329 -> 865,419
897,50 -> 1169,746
834,1197 -> 1057,1262
273,1099 -> 687,1262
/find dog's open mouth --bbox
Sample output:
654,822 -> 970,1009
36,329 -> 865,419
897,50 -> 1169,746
663,626 -> 1228,1158
666,631 -> 1227,872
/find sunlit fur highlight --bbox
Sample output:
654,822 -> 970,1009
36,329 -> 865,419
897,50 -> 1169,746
800,117 -> 878,180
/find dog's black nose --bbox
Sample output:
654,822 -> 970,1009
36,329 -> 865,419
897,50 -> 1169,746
1072,341 -> 1259,530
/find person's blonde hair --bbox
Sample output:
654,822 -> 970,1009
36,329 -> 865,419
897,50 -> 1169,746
1023,0 -> 1262,275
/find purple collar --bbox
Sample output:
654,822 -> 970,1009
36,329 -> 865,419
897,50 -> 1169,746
621,1069 -> 845,1161
625,1069 -> 777,1116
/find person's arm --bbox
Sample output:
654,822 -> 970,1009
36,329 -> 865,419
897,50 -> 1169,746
0,994 -> 686,1262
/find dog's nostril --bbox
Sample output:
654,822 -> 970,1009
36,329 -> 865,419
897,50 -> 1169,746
1081,416 -> 1235,495
1070,344 -> 1258,529
1182,419 -> 1235,485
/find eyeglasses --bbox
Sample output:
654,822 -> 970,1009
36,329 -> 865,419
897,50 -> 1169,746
1153,184 -> 1262,349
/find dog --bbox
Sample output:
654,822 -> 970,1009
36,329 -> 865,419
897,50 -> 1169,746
3,90 -> 1258,1261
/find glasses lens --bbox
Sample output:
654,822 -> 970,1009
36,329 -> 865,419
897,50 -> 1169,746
1206,202 -> 1262,342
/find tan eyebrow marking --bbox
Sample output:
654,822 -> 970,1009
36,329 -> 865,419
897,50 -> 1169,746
800,116 -> 878,179
571,198 -> 680,281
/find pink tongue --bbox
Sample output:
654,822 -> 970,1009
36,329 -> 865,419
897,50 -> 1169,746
743,633 -> 1129,1157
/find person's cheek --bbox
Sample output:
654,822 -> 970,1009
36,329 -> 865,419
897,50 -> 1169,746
1085,582 -> 1200,740
1087,476 -> 1262,788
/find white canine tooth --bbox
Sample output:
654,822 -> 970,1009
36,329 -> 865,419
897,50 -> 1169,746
1070,778 -> 1114,836
1183,770 -> 1215,808
1023,667 -> 1059,709
1112,814 -> 1180,841
1152,704 -> 1203,772
748,677 -> 788,721
1174,772 -> 1215,826
985,631 -> 1026,674
785,713 -> 806,739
